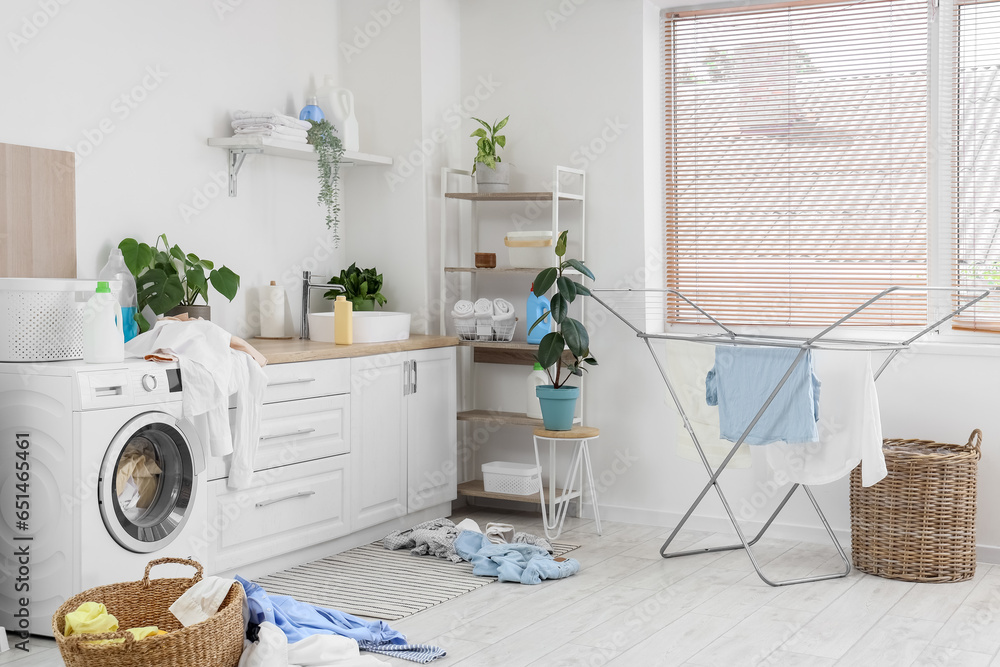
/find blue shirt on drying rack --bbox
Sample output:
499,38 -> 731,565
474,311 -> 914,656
706,346 -> 821,445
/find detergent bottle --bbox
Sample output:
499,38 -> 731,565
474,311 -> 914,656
99,248 -> 139,342
526,283 -> 551,345
83,281 -> 125,364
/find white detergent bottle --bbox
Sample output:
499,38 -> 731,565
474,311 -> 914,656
526,362 -> 548,420
83,281 -> 125,364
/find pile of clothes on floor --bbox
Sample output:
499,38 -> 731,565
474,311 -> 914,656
383,518 -> 580,585
231,110 -> 312,143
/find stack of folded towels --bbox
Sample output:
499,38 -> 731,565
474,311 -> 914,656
231,110 -> 311,144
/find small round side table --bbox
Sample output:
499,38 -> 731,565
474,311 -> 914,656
532,425 -> 602,540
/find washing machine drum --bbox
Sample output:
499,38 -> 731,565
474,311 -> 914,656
99,412 -> 198,553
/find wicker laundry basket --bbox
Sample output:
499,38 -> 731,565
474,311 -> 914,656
850,430 -> 982,583
52,558 -> 245,667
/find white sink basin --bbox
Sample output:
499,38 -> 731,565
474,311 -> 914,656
308,311 -> 411,344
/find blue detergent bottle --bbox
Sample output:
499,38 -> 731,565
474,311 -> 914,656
299,96 -> 325,122
526,282 -> 551,345
99,248 -> 139,342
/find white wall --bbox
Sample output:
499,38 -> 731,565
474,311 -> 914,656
1,0 -> 347,336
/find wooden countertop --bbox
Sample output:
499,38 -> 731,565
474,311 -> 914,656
251,334 -> 459,365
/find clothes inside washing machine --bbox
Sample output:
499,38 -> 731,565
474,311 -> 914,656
115,438 -> 164,518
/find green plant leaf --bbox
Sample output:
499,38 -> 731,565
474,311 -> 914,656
527,309 -> 550,335
472,117 -> 492,132
496,135 -> 506,149
584,356 -> 598,366
494,115 -> 509,133
198,259 -> 215,270
557,276 -> 577,304
470,128 -> 487,138
119,238 -> 140,273
186,253 -> 200,265
186,267 -> 208,301
536,331 -> 565,369
533,267 -> 557,295
549,293 -> 567,323
572,282 -> 592,297
560,317 -> 590,358
555,230 -> 569,258
564,258 -> 595,280
209,266 -> 240,302
136,243 -> 153,272
359,280 -> 369,298
147,274 -> 184,314
135,310 -> 150,333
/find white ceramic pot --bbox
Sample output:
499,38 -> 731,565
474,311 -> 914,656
476,161 -> 510,193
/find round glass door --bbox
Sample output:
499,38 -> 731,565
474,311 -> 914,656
98,413 -> 197,553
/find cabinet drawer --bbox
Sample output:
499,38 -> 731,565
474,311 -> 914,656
209,455 -> 350,572
209,394 -> 350,481
263,359 -> 349,403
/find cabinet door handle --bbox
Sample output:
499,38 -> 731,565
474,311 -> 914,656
255,491 -> 316,508
260,427 -> 316,441
411,360 -> 418,394
267,377 -> 316,387
403,359 -> 411,396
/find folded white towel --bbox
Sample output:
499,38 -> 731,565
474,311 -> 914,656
232,110 -> 311,130
232,130 -> 308,144
492,298 -> 515,323
452,300 -> 475,319
232,122 -> 309,138
169,576 -> 236,627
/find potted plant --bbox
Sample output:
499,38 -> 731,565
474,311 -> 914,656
118,234 -> 240,332
306,119 -> 346,246
528,231 -> 597,430
470,115 -> 509,193
324,263 -> 387,311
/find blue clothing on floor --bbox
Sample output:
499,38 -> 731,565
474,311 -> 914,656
454,531 -> 580,584
357,640 -> 447,664
705,346 -> 821,445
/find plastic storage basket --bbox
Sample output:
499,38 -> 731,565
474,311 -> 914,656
504,231 -> 553,268
0,278 -> 111,362
52,558 -> 244,667
850,430 -> 982,583
483,461 -> 541,496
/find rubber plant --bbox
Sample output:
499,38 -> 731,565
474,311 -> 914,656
118,234 -> 240,332
470,115 -> 508,174
324,263 -> 387,312
528,230 -> 597,387
306,119 -> 346,246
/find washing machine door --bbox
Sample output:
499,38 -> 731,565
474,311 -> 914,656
98,412 -> 198,553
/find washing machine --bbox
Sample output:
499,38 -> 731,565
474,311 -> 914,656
0,359 -> 211,637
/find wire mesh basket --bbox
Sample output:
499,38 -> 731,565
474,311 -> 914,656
452,316 -> 517,342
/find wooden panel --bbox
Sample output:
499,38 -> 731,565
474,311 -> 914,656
0,143 -> 76,278
250,334 -> 459,365
457,409 -> 545,427
457,479 -> 566,504
464,341 -> 576,366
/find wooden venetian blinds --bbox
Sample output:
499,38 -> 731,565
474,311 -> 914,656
953,0 -> 1000,331
664,0 -> 929,326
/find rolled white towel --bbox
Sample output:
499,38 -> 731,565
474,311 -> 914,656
231,110 -> 311,130
474,298 -> 494,341
492,298 -> 516,323
451,300 -> 475,319
474,298 -> 494,318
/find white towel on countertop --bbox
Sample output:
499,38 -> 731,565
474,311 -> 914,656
170,576 -> 237,627
765,351 -> 885,487
492,298 -> 515,323
233,123 -> 309,139
232,110 -> 311,130
663,340 -> 752,469
451,300 -> 475,319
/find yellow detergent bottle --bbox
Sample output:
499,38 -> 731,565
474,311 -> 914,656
334,295 -> 353,344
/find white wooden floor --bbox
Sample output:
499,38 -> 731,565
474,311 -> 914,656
5,507 -> 998,666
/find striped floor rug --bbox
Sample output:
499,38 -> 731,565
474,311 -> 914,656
254,541 -> 580,621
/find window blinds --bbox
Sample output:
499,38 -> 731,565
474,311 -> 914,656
953,0 -> 1000,331
664,0 -> 929,326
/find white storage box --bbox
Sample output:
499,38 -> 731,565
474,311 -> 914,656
504,231 -> 553,268
0,278 -> 110,362
483,461 -> 541,496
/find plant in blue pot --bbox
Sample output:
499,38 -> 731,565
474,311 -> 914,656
528,230 -> 597,430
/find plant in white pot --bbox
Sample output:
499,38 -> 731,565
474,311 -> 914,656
528,230 -> 597,430
470,115 -> 509,193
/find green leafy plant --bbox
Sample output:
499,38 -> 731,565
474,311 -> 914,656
470,115 -> 508,173
118,234 -> 240,332
306,119 -> 346,246
324,263 -> 387,312
529,230 -> 597,388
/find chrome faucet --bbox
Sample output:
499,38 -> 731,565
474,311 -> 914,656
301,270 -> 345,340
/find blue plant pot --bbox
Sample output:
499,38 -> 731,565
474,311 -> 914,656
535,385 -> 579,431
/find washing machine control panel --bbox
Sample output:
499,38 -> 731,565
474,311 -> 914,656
76,364 -> 181,410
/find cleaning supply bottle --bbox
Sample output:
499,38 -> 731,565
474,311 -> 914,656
526,362 -> 549,419
83,281 -> 124,364
334,295 -> 353,345
299,96 -> 325,122
99,248 -> 139,342
526,283 -> 551,345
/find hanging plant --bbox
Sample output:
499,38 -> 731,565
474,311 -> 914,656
306,119 -> 346,246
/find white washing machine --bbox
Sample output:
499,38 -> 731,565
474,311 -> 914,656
0,359 -> 210,637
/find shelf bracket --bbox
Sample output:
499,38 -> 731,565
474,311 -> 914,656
227,148 -> 262,197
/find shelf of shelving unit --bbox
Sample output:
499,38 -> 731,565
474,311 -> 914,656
458,340 -> 575,366
457,479 -> 569,504
444,266 -> 580,275
456,409 -> 582,427
207,136 -> 393,197
444,191 -> 583,202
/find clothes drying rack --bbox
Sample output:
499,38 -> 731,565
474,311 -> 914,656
588,286 -> 994,587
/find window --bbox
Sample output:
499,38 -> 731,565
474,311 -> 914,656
664,0 -> 929,326
953,0 -> 1000,331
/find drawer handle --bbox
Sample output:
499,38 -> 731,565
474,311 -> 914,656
260,427 -> 316,441
267,377 -> 317,387
255,491 -> 317,508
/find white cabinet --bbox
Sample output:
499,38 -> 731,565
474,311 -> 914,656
351,347 -> 458,530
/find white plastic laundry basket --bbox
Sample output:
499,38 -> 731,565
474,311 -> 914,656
504,231 -> 553,268
0,278 -> 109,362
483,461 -> 541,496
